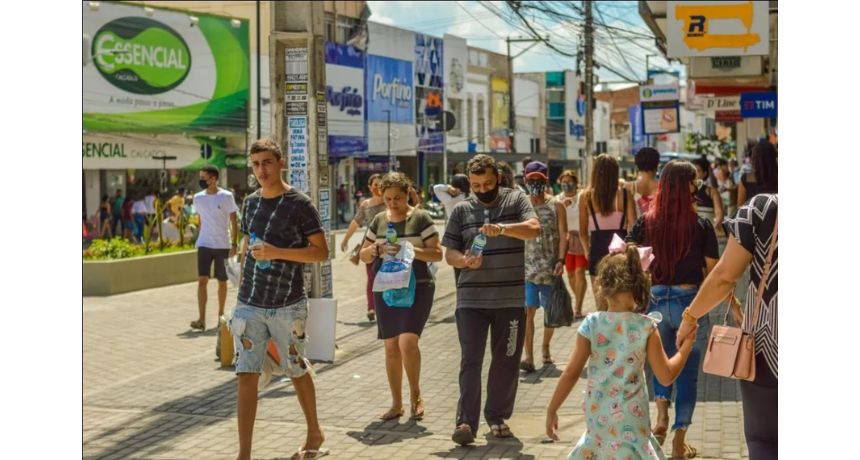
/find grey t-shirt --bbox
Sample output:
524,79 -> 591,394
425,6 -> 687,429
442,187 -> 537,309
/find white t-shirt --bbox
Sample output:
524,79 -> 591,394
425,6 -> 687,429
132,200 -> 147,215
432,184 -> 466,218
144,194 -> 156,214
193,189 -> 239,249
556,192 -> 580,232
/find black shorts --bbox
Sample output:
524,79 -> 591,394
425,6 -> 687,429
197,247 -> 230,281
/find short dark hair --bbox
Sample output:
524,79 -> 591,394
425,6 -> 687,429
250,138 -> 282,160
201,165 -> 219,179
634,148 -> 660,172
467,154 -> 498,176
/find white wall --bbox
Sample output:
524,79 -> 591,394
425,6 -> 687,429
444,34 -> 469,152
594,101 -> 611,145
514,78 -> 539,118
368,22 -> 415,61
85,170 -> 101,218
466,75 -> 489,150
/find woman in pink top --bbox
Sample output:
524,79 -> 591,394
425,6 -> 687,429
624,147 -> 660,217
579,154 -> 637,311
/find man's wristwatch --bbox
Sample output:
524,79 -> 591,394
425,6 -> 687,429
498,223 -> 507,235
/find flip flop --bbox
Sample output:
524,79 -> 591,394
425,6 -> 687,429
489,423 -> 514,438
519,361 -> 536,373
379,407 -> 404,421
652,427 -> 667,446
291,448 -> 330,460
670,444 -> 697,459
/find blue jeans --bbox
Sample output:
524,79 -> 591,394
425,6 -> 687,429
227,298 -> 310,377
648,285 -> 710,431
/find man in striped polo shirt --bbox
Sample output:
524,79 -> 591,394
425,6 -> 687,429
442,154 -> 540,445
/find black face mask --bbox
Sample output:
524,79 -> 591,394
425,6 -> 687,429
527,182 -> 546,197
199,179 -> 210,190
474,186 -> 499,204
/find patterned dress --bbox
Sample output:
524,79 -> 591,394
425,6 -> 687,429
525,197 -> 560,285
569,312 -> 666,460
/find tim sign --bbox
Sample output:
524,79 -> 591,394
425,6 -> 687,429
740,92 -> 777,118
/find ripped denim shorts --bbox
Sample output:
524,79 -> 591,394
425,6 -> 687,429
228,298 -> 310,378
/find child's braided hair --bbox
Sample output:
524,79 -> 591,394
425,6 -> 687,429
596,243 -> 652,312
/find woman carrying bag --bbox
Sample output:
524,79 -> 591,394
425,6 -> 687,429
342,173 -> 387,322
677,194 -> 778,459
579,154 -> 637,311
359,172 -> 442,422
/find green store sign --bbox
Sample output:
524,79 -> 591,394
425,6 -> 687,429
92,17 -> 192,95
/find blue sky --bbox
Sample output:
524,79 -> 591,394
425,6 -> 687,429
366,0 -> 679,85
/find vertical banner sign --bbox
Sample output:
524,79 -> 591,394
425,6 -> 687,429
490,77 -> 510,153
415,35 -> 444,153
629,105 -> 646,154
288,116 -> 309,193
285,47 -> 309,115
325,42 -> 367,157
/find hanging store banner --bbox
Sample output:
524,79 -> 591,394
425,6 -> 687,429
366,55 -> 413,124
83,133 -> 233,170
699,95 -> 741,112
629,105 -> 646,154
415,34 -> 444,153
83,2 -> 249,133
642,101 -> 680,135
667,1 -> 770,57
325,42 -> 366,157
640,84 -> 681,102
740,92 -> 777,118
490,76 -> 510,153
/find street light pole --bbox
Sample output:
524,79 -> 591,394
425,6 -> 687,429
383,109 -> 392,171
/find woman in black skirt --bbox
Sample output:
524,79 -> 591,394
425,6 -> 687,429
359,172 -> 442,422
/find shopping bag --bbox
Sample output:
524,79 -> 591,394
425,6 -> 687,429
372,242 -> 415,292
383,269 -> 416,307
544,276 -> 574,328
226,256 -> 241,288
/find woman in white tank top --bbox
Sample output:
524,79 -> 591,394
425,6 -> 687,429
556,170 -> 587,319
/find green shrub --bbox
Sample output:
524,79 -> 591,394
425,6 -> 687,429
83,238 -> 193,261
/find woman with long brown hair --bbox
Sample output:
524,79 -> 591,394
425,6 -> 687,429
342,173 -> 386,321
578,154 -> 637,310
627,160 -> 720,459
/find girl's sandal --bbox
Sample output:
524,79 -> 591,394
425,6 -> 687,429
379,407 -> 404,421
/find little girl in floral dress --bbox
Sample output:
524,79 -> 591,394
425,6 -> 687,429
545,242 -> 698,459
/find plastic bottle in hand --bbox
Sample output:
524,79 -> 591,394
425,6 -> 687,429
385,223 -> 398,244
249,232 -> 271,269
470,233 -> 488,257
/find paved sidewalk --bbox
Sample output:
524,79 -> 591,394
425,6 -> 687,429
84,229 -> 748,459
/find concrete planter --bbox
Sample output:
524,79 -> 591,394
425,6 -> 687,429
83,250 -> 198,296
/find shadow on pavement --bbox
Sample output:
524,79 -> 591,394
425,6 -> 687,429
346,420 -> 433,446
431,435 -> 534,459
519,364 -> 563,385
84,378 -> 238,458
176,328 -> 218,339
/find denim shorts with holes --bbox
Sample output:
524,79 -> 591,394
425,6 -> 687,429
228,298 -> 310,378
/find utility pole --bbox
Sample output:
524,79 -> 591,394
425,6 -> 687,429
270,2 -> 332,298
506,36 -> 546,156
584,0 -> 594,183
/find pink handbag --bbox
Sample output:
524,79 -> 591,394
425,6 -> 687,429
703,218 -> 777,382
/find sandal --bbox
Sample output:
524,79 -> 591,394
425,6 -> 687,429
290,447 -> 330,459
542,347 -> 554,365
652,427 -> 667,446
670,444 -> 697,459
379,407 -> 404,421
410,396 -> 425,420
489,423 -> 513,438
519,361 -> 536,373
189,319 -> 205,331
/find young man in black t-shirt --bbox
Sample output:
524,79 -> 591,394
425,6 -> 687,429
230,139 -> 329,460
